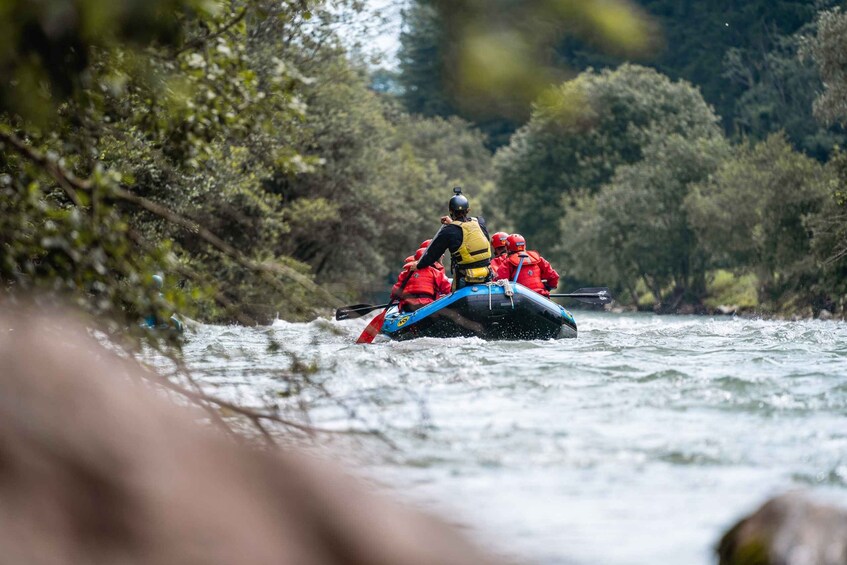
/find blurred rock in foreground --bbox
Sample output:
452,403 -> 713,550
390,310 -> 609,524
0,306 -> 507,565
718,493 -> 847,565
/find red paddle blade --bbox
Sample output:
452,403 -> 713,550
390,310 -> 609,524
356,310 -> 387,344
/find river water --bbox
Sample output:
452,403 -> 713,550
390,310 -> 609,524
180,312 -> 847,565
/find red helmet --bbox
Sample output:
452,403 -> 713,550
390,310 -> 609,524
491,231 -> 509,249
414,248 -> 426,261
419,239 -> 432,249
506,233 -> 526,253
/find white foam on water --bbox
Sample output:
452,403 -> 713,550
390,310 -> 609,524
173,311 -> 847,565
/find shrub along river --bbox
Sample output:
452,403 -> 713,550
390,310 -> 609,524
179,312 -> 847,564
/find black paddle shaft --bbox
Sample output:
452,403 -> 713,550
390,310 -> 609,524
337,270 -> 417,321
335,303 -> 389,321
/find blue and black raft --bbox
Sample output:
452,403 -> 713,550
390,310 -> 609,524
337,284 -> 612,341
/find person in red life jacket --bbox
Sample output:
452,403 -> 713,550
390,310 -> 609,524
391,248 -> 452,312
488,232 -> 510,276
496,233 -> 560,297
418,239 -> 446,272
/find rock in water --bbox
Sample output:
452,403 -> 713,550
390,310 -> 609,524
718,493 -> 847,565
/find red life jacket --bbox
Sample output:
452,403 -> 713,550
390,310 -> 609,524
402,267 -> 441,300
508,251 -> 546,294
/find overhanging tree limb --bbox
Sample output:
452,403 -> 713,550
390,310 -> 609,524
0,129 -> 343,309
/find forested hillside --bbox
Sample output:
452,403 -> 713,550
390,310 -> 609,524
398,0 -> 847,317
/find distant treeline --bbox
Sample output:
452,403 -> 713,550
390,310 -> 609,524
396,0 -> 847,317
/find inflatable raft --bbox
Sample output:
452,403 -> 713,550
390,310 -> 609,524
381,282 -> 577,341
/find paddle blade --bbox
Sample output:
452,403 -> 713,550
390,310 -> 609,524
570,294 -> 613,305
572,287 -> 611,296
356,310 -> 387,344
573,287 -> 613,305
549,287 -> 614,305
336,304 -> 377,321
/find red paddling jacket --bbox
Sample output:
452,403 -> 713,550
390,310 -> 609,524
391,265 -> 452,312
489,253 -> 509,277
496,251 -> 560,297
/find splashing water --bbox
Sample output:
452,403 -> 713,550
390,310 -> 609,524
179,312 -> 847,564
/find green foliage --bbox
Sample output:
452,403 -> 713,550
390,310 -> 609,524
398,1 -> 453,118
0,149 -> 184,339
562,129 -> 728,308
396,1 -> 517,149
557,0 -> 825,134
1,0 -> 500,334
0,0 -> 218,125
703,270 -> 759,310
686,134 -> 828,303
807,148 -> 847,304
806,8 -> 847,127
271,56 -> 493,295
391,111 -> 497,222
4,0 -> 845,328
397,0 -> 655,148
494,64 -> 721,252
725,26 -> 845,159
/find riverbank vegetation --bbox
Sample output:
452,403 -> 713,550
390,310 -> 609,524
2,0 -> 847,328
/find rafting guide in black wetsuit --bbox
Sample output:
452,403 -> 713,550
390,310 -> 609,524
405,187 -> 493,291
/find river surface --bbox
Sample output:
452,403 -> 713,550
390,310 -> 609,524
180,312 -> 847,565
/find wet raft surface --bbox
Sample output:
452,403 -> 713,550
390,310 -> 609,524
174,313 -> 847,565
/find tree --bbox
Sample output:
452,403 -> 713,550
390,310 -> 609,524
0,0 -> 372,329
0,0 -> 229,338
398,1 -> 454,118
268,55 -> 444,291
686,134 -> 828,305
808,149 -> 847,308
805,8 -> 847,127
557,0 -> 826,133
397,0 -> 655,149
563,130 -> 728,308
494,64 -> 721,252
725,26 -> 845,160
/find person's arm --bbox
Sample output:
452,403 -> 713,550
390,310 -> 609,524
540,257 -> 560,290
436,271 -> 452,296
390,268 -> 409,299
477,216 -> 491,243
416,226 -> 456,270
496,259 -> 512,281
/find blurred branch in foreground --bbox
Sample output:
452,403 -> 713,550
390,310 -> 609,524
428,0 -> 659,119
0,304 -> 504,564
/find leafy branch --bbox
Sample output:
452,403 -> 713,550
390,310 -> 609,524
0,128 -> 343,310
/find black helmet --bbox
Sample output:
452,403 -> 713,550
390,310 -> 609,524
448,186 -> 469,214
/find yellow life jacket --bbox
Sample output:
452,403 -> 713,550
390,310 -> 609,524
449,218 -> 492,285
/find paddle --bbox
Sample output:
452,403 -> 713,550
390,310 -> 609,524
336,303 -> 389,321
355,270 -> 414,344
548,287 -> 613,306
